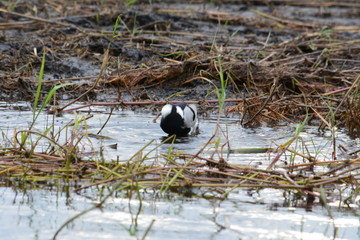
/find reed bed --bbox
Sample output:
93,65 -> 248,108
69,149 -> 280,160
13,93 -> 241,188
1,141 -> 359,201
0,0 -> 359,201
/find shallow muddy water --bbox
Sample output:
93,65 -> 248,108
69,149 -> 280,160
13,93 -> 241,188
0,102 -> 359,240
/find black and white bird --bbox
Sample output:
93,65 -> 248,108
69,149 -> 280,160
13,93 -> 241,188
160,103 -> 199,136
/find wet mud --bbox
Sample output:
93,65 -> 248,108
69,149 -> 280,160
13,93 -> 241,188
0,0 -> 359,134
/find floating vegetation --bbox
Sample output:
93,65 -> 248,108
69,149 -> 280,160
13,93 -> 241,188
1,130 -> 359,204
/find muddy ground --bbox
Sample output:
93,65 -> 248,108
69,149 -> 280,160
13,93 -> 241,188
0,0 -> 359,134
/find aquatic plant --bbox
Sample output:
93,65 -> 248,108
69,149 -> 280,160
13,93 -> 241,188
2,130 -> 360,198
17,51 -> 72,155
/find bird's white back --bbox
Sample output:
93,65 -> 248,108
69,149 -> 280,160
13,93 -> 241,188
183,104 -> 197,128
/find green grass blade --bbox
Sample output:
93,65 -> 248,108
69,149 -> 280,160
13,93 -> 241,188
33,83 -> 73,123
127,0 -> 138,5
112,16 -> 121,38
33,51 -> 46,120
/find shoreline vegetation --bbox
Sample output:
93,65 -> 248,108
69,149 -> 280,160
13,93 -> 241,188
0,1 -> 359,135
0,1 -> 359,238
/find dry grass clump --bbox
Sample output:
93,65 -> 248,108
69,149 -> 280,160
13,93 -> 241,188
0,139 -> 359,192
0,0 -> 359,201
1,1 -> 359,136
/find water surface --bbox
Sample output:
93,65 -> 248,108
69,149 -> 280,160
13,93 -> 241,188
0,102 -> 359,240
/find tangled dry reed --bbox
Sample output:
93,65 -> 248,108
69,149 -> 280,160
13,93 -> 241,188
0,0 -> 359,206
1,132 -> 359,205
1,0 -> 359,135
